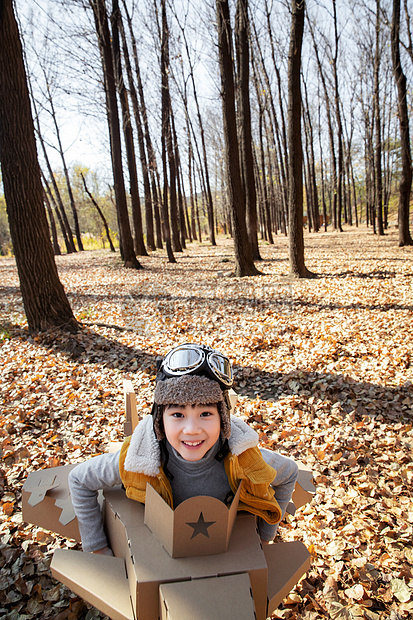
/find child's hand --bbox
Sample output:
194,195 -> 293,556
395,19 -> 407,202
92,546 -> 114,556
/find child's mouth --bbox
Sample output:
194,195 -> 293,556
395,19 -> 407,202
182,440 -> 204,448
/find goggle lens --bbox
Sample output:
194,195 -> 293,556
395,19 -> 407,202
162,344 -> 233,387
165,347 -> 203,373
208,353 -> 232,385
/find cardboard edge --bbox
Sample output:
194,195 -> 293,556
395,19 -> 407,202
291,462 -> 316,511
144,482 -> 243,558
51,548 -> 134,620
264,541 -> 311,615
159,573 -> 256,620
22,464 -> 81,541
124,379 -> 138,437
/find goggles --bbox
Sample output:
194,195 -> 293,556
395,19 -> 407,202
160,343 -> 233,390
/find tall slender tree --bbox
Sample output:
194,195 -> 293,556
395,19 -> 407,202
160,0 -> 176,263
89,0 -> 141,268
287,0 -> 314,278
374,0 -> 384,235
216,0 -> 258,276
235,0 -> 261,260
0,0 -> 77,331
391,0 -> 413,246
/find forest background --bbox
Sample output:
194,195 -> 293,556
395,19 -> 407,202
1,0 -> 413,258
0,0 -> 413,619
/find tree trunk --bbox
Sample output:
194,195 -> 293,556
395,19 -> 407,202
43,190 -> 61,256
45,82 -> 84,250
309,19 -> 338,231
118,6 -> 155,251
81,173 -> 116,252
235,0 -> 261,260
374,0 -> 385,236
287,0 -> 314,278
111,0 -> 147,257
391,0 -> 413,246
160,0 -> 176,263
332,0 -> 344,232
172,7 -> 216,245
0,0 -> 77,332
122,0 -> 159,250
38,131 -> 76,253
216,0 -> 259,276
90,0 -> 141,268
42,172 -> 72,253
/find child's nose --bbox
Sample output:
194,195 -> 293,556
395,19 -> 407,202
184,418 -> 202,434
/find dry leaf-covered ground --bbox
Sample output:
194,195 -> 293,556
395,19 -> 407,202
1,228 -> 412,620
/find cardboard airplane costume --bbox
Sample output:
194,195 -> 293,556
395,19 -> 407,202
22,380 -> 315,620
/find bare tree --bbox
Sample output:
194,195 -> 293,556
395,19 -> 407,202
111,0 -> 147,257
374,0 -> 385,235
391,0 -> 413,246
89,0 -> 141,268
287,0 -> 314,278
80,172 -> 116,252
160,0 -> 176,263
171,5 -> 216,246
0,0 -> 77,331
216,0 -> 259,276
235,0 -> 261,260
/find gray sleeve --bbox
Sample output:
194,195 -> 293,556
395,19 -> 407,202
68,451 -> 122,553
257,448 -> 299,541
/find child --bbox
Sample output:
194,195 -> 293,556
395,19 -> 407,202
68,343 -> 299,555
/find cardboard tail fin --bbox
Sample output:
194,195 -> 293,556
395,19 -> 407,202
264,541 -> 312,616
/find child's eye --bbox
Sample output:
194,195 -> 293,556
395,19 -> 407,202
200,411 -> 213,417
171,412 -> 184,418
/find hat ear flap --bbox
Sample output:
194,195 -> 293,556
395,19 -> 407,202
153,404 -> 165,440
218,400 -> 231,439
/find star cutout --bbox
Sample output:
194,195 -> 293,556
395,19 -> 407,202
186,512 -> 216,539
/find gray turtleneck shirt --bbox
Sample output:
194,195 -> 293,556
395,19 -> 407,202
69,436 -> 298,552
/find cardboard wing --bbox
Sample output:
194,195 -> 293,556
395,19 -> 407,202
22,464 -> 81,542
51,549 -> 134,620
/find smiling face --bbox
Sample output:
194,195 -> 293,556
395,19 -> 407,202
162,403 -> 221,461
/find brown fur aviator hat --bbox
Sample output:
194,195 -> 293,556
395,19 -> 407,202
153,375 -> 231,440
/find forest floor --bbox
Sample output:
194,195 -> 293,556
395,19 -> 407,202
1,227 -> 412,620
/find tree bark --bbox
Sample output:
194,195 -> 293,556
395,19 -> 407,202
160,0 -> 176,263
391,0 -> 413,246
80,173 -> 116,252
122,0 -> 160,249
374,0 -> 384,236
287,0 -> 314,278
309,19 -> 338,231
42,172 -> 72,253
45,80 -> 84,250
332,0 -> 344,232
111,0 -> 147,257
37,128 -> 76,253
216,0 -> 259,277
0,0 -> 77,332
118,6 -> 155,251
90,0 -> 141,268
172,7 -> 216,245
235,0 -> 261,260
43,189 -> 61,256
